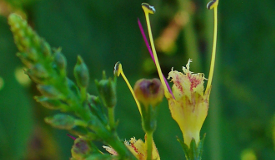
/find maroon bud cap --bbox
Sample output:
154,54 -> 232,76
134,78 -> 164,107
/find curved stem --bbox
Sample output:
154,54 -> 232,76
206,6 -> 218,92
120,68 -> 142,115
143,12 -> 170,98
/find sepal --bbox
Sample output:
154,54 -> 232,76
74,56 -> 89,89
95,72 -> 117,108
45,114 -> 76,130
71,138 -> 102,160
177,134 -> 206,160
87,94 -> 108,124
34,96 -> 68,110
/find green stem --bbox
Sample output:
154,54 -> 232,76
146,132 -> 153,160
107,134 -> 136,159
80,87 -> 87,102
89,117 -> 136,160
204,1 -> 221,160
108,107 -> 115,130
206,6 -> 218,91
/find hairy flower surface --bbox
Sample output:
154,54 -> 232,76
166,59 -> 209,146
104,136 -> 160,160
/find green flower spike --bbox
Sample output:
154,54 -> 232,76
9,13 -> 137,160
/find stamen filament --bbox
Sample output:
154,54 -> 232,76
206,2 -> 218,92
114,62 -> 142,115
142,3 -> 171,98
137,19 -> 174,98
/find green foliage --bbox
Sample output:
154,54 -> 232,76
8,13 -> 136,160
178,135 -> 205,160
1,0 -> 275,159
95,73 -> 117,109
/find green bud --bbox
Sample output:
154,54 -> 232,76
30,63 -> 49,79
95,73 -> 117,108
74,56 -> 89,88
8,14 -> 24,33
27,48 -> 39,62
8,13 -> 53,64
53,49 -> 67,71
16,52 -> 34,68
26,70 -> 45,84
87,94 -> 107,124
67,78 -> 81,97
8,14 -> 33,52
41,40 -> 52,57
87,95 -> 101,107
34,96 -> 67,110
37,85 -> 62,98
45,114 -> 75,130
134,78 -> 164,107
134,78 -> 164,133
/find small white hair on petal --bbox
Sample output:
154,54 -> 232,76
103,145 -> 118,155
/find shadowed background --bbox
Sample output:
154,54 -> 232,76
0,0 -> 275,159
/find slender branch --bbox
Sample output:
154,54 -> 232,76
206,4 -> 218,92
146,132 -> 153,160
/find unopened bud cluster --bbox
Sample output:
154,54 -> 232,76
9,13 -> 136,160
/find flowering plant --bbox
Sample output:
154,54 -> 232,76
8,1 -> 218,159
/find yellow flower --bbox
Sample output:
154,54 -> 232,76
103,135 -> 160,160
166,59 -> 209,146
140,2 -> 219,147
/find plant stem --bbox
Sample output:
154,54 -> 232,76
206,6 -> 218,91
107,134 -> 136,159
80,87 -> 86,102
204,1 -> 221,159
146,132 -> 153,160
108,107 -> 115,130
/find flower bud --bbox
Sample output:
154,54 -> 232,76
35,96 -> 67,110
16,52 -> 33,68
134,78 -> 164,107
41,41 -> 52,57
37,85 -> 62,98
30,63 -> 49,79
95,74 -> 117,108
87,95 -> 107,124
45,114 -> 75,130
74,56 -> 89,88
71,138 -> 98,159
53,50 -> 67,71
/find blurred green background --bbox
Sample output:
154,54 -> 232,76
1,0 -> 275,159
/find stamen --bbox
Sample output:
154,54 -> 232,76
207,0 -> 219,10
138,19 -> 174,98
67,134 -> 76,140
141,3 -> 156,14
206,0 -> 219,92
114,62 -> 142,115
141,3 -> 174,98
